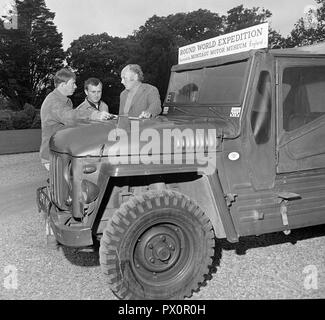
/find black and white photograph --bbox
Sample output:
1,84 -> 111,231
0,0 -> 324,305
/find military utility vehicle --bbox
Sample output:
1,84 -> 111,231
37,44 -> 325,300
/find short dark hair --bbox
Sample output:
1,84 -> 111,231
54,68 -> 76,87
84,77 -> 103,90
126,64 -> 144,82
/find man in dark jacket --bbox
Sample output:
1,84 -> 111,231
76,77 -> 110,113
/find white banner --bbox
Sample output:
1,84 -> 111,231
178,23 -> 269,64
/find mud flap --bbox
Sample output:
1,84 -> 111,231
36,186 -> 52,217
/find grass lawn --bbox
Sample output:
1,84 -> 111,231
0,129 -> 41,155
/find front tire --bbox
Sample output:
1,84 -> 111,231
99,189 -> 215,300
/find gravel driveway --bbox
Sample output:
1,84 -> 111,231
0,153 -> 324,300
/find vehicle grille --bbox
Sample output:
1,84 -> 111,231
50,152 -> 69,209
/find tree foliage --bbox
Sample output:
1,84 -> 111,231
0,0 -> 65,108
287,0 -> 325,47
223,5 -> 286,48
165,9 -> 224,43
224,5 -> 271,33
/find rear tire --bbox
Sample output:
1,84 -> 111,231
99,189 -> 215,300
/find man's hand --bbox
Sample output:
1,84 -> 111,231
138,111 -> 152,119
91,111 -> 113,121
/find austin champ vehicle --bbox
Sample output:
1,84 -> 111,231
37,42 -> 325,299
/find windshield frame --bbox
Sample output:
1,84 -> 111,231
164,58 -> 251,108
161,52 -> 257,139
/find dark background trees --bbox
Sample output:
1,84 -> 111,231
1,0 -> 324,119
223,5 -> 286,48
0,0 -> 64,109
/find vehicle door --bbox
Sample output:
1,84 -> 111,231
276,57 -> 325,228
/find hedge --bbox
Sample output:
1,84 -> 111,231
0,103 -> 41,130
0,110 -> 14,130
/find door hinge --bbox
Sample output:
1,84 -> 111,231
275,150 -> 279,165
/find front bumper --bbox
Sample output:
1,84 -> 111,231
36,186 -> 93,247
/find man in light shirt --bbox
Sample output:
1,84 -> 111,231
119,64 -> 161,118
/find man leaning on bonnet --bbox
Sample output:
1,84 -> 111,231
39,68 -> 111,170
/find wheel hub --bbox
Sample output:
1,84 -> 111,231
135,225 -> 182,273
155,245 -> 171,261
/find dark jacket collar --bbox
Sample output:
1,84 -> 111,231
86,98 -> 101,109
